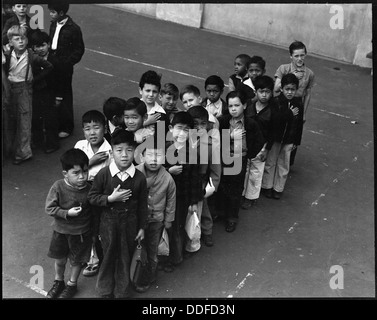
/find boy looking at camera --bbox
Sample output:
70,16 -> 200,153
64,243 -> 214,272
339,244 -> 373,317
45,148 -> 93,299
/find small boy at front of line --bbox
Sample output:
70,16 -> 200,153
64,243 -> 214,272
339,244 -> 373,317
217,90 -> 264,233
242,75 -> 274,209
164,112 -> 202,270
74,110 -> 112,277
102,97 -> 127,143
159,82 -> 180,123
228,53 -> 251,92
4,25 -> 53,165
88,130 -> 148,298
45,148 -> 93,299
201,75 -> 228,118
135,134 -> 176,292
261,73 -> 303,200
274,41 -> 314,165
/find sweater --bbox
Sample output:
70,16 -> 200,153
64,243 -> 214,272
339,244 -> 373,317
87,166 -> 148,230
45,179 -> 92,235
135,164 -> 176,223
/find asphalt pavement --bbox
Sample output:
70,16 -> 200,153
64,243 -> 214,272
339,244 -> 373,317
2,4 -> 374,299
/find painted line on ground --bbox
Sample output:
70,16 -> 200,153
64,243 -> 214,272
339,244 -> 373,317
84,67 -> 114,77
86,48 -> 207,81
313,107 -> 351,119
227,272 -> 255,298
3,273 -> 47,297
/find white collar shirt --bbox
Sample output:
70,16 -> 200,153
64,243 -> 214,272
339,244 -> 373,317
109,162 -> 135,182
51,17 -> 68,50
8,50 -> 32,82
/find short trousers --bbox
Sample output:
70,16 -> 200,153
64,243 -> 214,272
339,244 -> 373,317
47,230 -> 92,265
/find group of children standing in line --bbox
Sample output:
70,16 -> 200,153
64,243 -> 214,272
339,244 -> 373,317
2,3 -> 315,300
43,39 -> 314,299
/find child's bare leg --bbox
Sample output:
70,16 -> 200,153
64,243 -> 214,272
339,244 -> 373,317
54,257 -> 67,281
68,262 -> 82,286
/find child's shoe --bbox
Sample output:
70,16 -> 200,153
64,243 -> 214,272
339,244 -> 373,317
163,262 -> 175,273
46,280 -> 65,298
272,190 -> 282,200
261,188 -> 273,198
241,199 -> 256,209
58,284 -> 78,299
202,234 -> 214,247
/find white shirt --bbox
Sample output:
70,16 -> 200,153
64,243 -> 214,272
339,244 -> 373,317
8,50 -> 32,83
144,100 -> 166,115
208,113 -> 219,130
109,162 -> 135,182
243,78 -> 256,92
74,139 -> 112,181
206,99 -> 223,118
51,17 -> 68,50
108,120 -> 117,134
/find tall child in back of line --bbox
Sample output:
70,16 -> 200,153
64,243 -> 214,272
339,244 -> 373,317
103,97 -> 127,143
45,148 -> 93,299
164,112 -> 202,270
135,134 -> 176,292
88,130 -> 148,298
261,73 -> 303,200
159,82 -> 180,123
187,106 -> 221,247
3,25 -> 53,165
74,110 -> 112,277
228,53 -> 251,92
218,90 -> 264,232
139,70 -> 168,135
274,41 -> 314,165
242,75 -> 274,209
202,75 -> 228,118
48,2 -> 85,138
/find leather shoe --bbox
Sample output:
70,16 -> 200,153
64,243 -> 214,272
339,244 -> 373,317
262,188 -> 273,198
225,222 -> 236,233
58,284 -> 77,299
46,280 -> 65,298
272,190 -> 282,200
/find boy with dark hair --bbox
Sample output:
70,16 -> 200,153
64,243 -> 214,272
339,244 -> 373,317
187,106 -> 221,247
228,53 -> 251,92
103,97 -> 127,143
202,75 -> 228,118
135,134 -> 176,292
45,148 -> 93,298
159,82 -> 179,123
48,1 -> 85,138
242,75 -> 274,209
88,129 -> 148,298
274,41 -> 314,166
218,90 -> 264,232
139,70 -> 168,131
243,55 -> 266,103
4,25 -> 53,164
164,111 -> 202,270
29,29 -> 60,154
262,73 -> 303,199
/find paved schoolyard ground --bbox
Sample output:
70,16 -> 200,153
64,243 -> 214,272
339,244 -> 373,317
2,4 -> 374,300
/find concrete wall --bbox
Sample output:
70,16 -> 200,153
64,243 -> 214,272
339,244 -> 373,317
99,3 -> 372,67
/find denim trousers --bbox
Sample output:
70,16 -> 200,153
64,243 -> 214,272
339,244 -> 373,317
96,209 -> 137,298
8,82 -> 33,160
242,157 -> 266,200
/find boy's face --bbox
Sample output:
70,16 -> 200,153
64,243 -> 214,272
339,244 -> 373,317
33,42 -> 50,57
169,123 -> 191,144
63,164 -> 89,189
193,118 -> 208,137
281,83 -> 297,100
159,93 -> 178,111
228,97 -> 246,119
181,92 -> 202,111
112,142 -> 135,171
290,48 -> 306,68
124,109 -> 145,132
13,4 -> 28,17
10,35 -> 28,52
139,84 -> 159,106
248,63 -> 265,81
256,88 -> 272,104
49,9 -> 65,22
83,121 -> 105,148
142,148 -> 164,172
205,85 -> 222,104
234,58 -> 247,77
